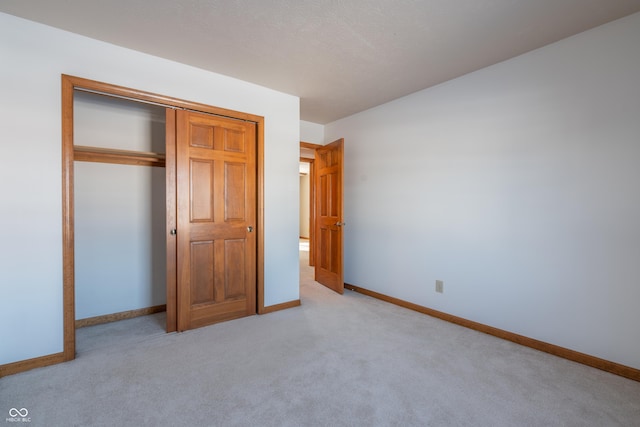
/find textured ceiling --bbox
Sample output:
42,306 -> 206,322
2,0 -> 640,123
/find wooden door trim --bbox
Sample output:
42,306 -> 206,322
61,74 -> 265,363
61,75 -> 75,361
72,80 -> 263,122
165,109 -> 178,332
300,141 -> 323,150
257,120 -> 266,313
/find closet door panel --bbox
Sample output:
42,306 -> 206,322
176,110 -> 257,331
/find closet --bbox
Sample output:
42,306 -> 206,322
73,91 -> 167,324
62,75 -> 264,363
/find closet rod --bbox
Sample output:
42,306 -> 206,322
74,87 -> 177,110
74,87 -> 255,124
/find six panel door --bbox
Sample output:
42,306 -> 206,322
314,138 -> 344,294
176,110 -> 257,330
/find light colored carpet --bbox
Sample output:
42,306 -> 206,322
1,250 -> 639,426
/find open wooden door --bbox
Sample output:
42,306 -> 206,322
314,138 -> 344,294
175,110 -> 257,330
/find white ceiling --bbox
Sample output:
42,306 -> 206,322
2,1 -> 640,124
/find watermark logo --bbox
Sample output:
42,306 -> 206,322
6,408 -> 30,423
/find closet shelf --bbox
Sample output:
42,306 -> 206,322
74,145 -> 166,167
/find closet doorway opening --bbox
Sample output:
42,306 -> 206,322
73,90 -> 167,351
62,75 -> 265,362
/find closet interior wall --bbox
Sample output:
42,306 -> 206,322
73,91 -> 167,320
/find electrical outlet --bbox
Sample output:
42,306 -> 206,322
435,280 -> 444,293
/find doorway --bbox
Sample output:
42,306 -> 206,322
299,139 -> 345,294
300,142 -> 317,266
61,75 -> 265,362
73,90 -> 167,337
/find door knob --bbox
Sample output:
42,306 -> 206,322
247,226 -> 253,233
170,229 -> 177,235
335,222 -> 345,227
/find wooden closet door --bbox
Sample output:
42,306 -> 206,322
176,110 -> 257,330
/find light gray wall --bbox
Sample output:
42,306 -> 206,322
299,120 -> 323,239
0,12 -> 300,365
300,120 -> 325,144
74,92 -> 166,319
325,12 -> 640,369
